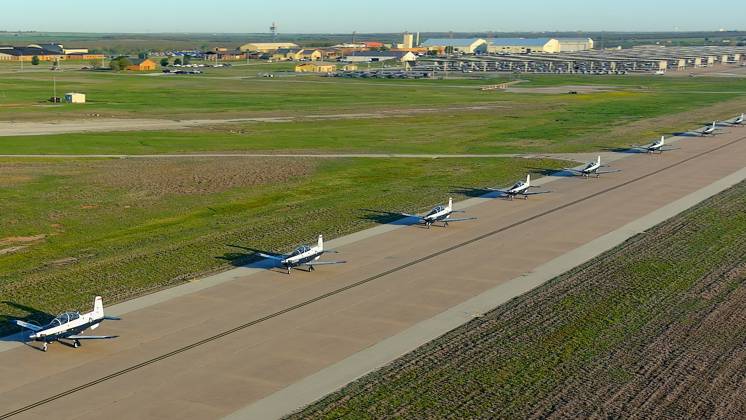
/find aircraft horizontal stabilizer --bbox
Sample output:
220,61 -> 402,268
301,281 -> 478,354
66,335 -> 119,340
103,316 -> 122,321
12,320 -> 43,332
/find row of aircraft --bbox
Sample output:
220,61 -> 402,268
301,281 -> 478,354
10,114 -> 743,352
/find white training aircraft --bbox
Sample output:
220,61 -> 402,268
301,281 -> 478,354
11,296 -> 120,352
488,174 -> 551,200
564,156 -> 621,178
733,113 -> 744,126
701,121 -> 721,136
401,198 -> 476,229
631,136 -> 679,154
259,235 -> 346,274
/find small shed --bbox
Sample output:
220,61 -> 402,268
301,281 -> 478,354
64,92 -> 86,104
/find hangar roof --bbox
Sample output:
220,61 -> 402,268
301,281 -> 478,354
421,38 -> 485,47
488,38 -> 553,47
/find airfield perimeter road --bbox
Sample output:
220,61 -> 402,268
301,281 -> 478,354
0,128 -> 745,419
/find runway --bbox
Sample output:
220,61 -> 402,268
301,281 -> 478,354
0,128 -> 744,419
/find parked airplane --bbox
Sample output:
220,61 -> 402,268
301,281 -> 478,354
401,198 -> 476,228
701,121 -> 721,136
564,156 -> 621,178
11,296 -> 120,352
259,235 -> 346,274
733,113 -> 744,125
488,175 -> 551,200
631,136 -> 679,154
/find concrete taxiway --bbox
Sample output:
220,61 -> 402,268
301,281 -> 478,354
0,127 -> 744,420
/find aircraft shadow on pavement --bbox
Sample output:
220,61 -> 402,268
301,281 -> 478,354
602,147 -> 647,155
449,186 -> 504,199
359,209 -> 420,226
217,245 -> 289,273
524,167 -> 579,178
673,131 -> 704,137
0,301 -> 54,343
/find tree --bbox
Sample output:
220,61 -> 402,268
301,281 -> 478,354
31,55 -> 40,65
118,57 -> 132,68
160,58 -> 169,67
174,58 -> 182,66
183,55 -> 192,65
109,60 -> 121,71
138,52 -> 149,59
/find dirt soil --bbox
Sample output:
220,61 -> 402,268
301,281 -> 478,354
89,157 -> 317,197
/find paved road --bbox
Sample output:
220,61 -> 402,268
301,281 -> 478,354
0,128 -> 744,419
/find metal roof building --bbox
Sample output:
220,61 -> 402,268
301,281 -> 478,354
487,38 -> 560,54
421,38 -> 488,54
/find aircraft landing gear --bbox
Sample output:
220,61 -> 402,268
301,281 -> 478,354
309,265 -> 316,272
523,194 -> 528,200
73,339 -> 81,349
42,342 -> 48,352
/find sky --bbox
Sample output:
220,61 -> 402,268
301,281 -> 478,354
0,0 -> 743,33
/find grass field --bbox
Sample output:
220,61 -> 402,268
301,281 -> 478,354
2,69 -> 745,155
0,156 -> 570,335
291,181 -> 746,419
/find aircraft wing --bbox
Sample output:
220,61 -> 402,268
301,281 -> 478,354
306,260 -> 347,266
524,190 -> 551,196
660,147 -> 680,151
103,316 -> 122,321
66,335 -> 119,340
596,169 -> 622,174
444,217 -> 477,222
12,320 -> 43,332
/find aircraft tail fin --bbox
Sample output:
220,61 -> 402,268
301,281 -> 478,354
93,296 -> 104,319
317,234 -> 324,250
661,136 -> 665,145
597,156 -> 602,165
526,174 -> 531,186
448,197 -> 453,209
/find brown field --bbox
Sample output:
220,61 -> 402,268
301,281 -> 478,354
292,181 -> 746,419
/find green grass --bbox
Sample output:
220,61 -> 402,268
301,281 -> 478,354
0,157 -> 569,334
291,181 -> 746,419
2,88 -> 745,155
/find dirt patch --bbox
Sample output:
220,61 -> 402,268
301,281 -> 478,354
89,157 -> 318,197
0,246 -> 27,255
0,234 -> 46,246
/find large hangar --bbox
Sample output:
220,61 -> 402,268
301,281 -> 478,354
487,37 -> 594,54
487,38 -> 560,54
421,38 -> 488,54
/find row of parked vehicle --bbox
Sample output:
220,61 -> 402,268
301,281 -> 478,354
330,71 -> 433,79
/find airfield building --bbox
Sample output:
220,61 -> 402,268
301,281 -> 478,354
486,38 -> 594,54
295,63 -> 337,73
239,42 -> 300,52
343,50 -> 417,63
126,58 -> 156,71
421,38 -> 488,54
64,92 -> 86,104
